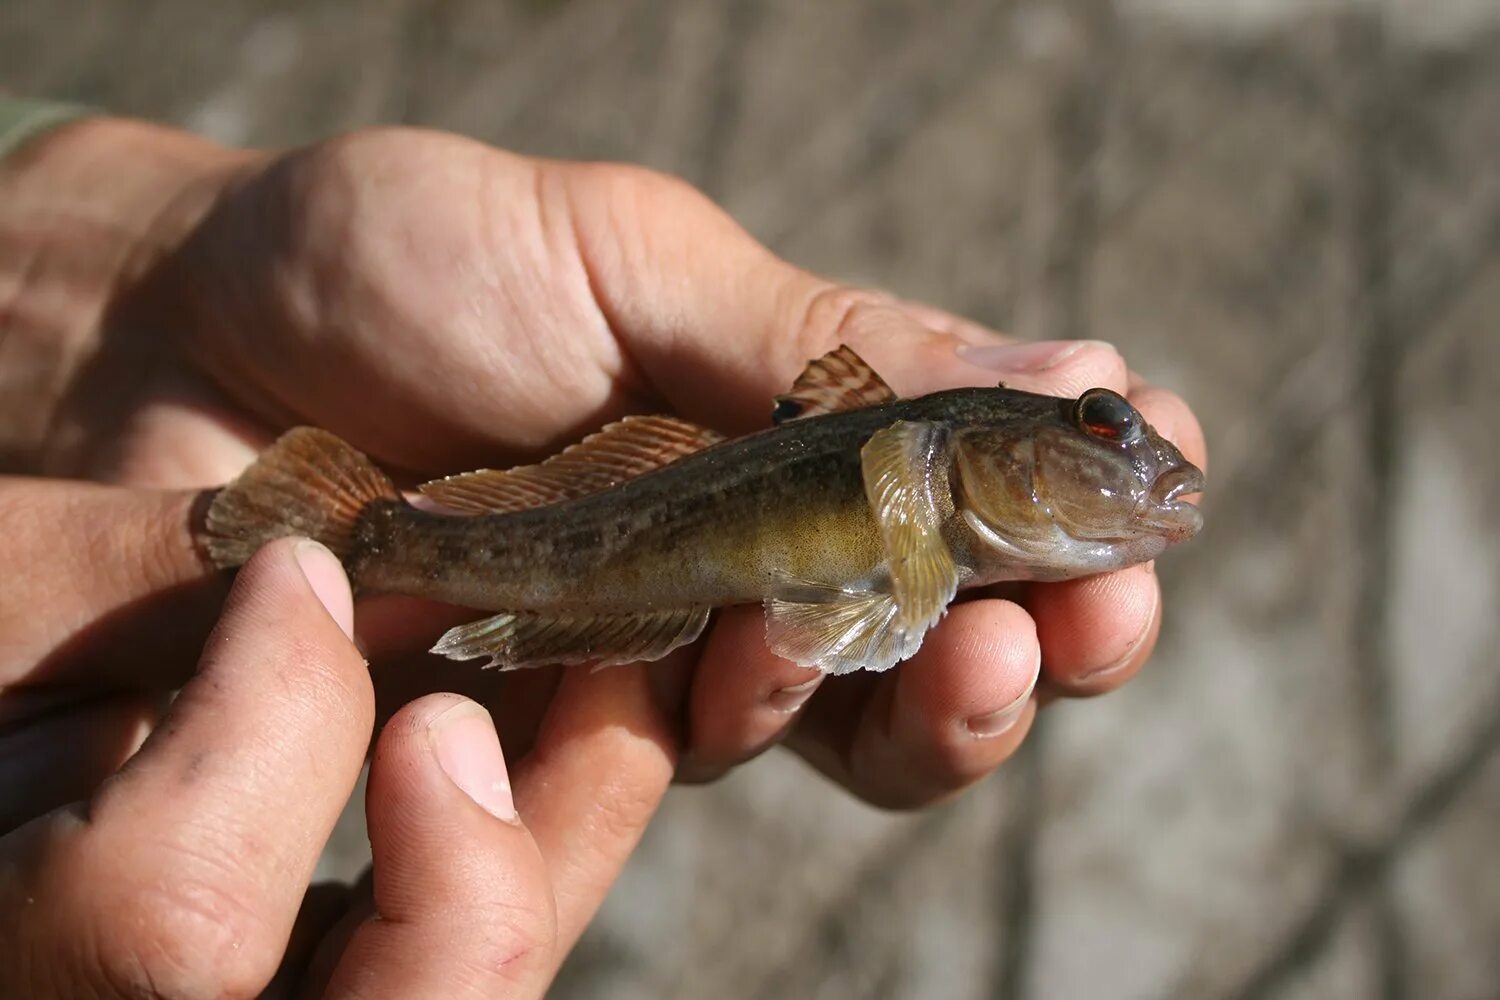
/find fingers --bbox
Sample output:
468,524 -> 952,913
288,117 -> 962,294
679,604 -> 826,781
511,660 -> 679,957
1024,562 -> 1162,700
0,478 -> 223,694
0,694 -> 156,834
552,162 -> 1130,431
786,600 -> 1041,809
322,694 -> 557,999
0,538 -> 373,999
322,666 -> 680,997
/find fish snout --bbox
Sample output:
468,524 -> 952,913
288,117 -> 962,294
1143,462 -> 1205,541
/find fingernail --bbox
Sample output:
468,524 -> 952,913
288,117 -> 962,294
294,539 -> 354,639
965,658 -> 1040,738
949,323 -> 1011,347
956,339 -> 1112,373
428,700 -> 517,822
767,676 -> 823,714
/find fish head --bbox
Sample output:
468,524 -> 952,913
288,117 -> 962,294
953,387 -> 1204,578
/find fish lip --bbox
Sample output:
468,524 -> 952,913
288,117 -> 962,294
1143,464 -> 1205,540
1150,464 -> 1206,504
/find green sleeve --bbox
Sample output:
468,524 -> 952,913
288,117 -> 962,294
0,97 -> 93,162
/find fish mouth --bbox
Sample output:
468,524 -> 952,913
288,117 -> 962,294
1143,463 -> 1205,540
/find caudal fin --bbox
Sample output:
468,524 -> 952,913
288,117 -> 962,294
203,427 -> 400,568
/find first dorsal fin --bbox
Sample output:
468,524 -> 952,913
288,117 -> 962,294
420,414 -> 724,515
772,345 -> 897,424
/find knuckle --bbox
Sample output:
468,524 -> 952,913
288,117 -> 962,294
94,878 -> 280,999
792,283 -> 898,358
595,777 -> 662,845
462,904 -> 556,982
270,631 -> 369,722
571,767 -> 666,858
588,161 -> 707,214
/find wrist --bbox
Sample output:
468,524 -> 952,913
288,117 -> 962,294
0,117 -> 260,470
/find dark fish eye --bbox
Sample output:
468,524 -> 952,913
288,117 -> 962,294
1073,388 -> 1141,443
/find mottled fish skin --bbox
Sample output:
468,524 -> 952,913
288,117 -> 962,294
348,389 -> 1137,610
201,347 -> 1203,673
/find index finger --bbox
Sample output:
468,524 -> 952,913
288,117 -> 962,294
0,538 -> 374,999
0,478 -> 223,699
508,657 -> 684,960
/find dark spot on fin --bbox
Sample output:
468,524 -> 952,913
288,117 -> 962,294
420,415 -> 723,515
431,606 -> 710,670
772,345 -> 897,423
771,398 -> 805,423
202,428 -> 399,568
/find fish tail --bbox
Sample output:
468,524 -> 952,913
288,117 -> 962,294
202,427 -> 400,568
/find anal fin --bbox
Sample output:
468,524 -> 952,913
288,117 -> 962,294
764,580 -> 926,675
431,606 -> 710,670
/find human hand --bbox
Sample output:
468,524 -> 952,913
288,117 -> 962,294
1,118 -> 1206,807
0,519 -> 674,998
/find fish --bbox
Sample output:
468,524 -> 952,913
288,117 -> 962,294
199,346 -> 1204,675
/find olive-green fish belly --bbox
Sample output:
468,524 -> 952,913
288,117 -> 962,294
348,463 -> 887,614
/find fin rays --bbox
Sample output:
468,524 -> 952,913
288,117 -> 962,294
203,428 -> 399,567
431,606 -> 710,670
860,421 -> 961,637
773,345 -> 897,423
764,580 -> 923,674
421,415 -> 723,515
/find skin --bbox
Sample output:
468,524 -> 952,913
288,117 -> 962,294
0,533 -> 664,997
0,116 -> 1207,992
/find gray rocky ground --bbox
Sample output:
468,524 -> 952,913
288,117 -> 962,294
5,1 -> 1497,997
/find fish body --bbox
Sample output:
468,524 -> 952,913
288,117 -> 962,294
203,347 -> 1203,674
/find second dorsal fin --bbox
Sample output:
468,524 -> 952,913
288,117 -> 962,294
420,414 -> 724,514
772,345 -> 897,424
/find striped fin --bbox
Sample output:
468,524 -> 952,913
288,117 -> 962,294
431,606 -> 711,670
420,415 -> 723,515
772,345 -> 896,423
202,427 -> 399,567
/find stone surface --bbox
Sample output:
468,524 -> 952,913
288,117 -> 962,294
5,1 -> 1496,996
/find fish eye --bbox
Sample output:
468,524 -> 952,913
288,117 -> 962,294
1073,388 -> 1142,443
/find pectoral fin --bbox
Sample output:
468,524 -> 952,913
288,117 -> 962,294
860,420 -> 961,637
764,579 -> 924,674
432,607 -> 710,670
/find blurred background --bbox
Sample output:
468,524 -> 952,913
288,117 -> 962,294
5,1 -> 1497,997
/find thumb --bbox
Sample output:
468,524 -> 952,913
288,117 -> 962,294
322,694 -> 557,1000
552,163 -> 1129,430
